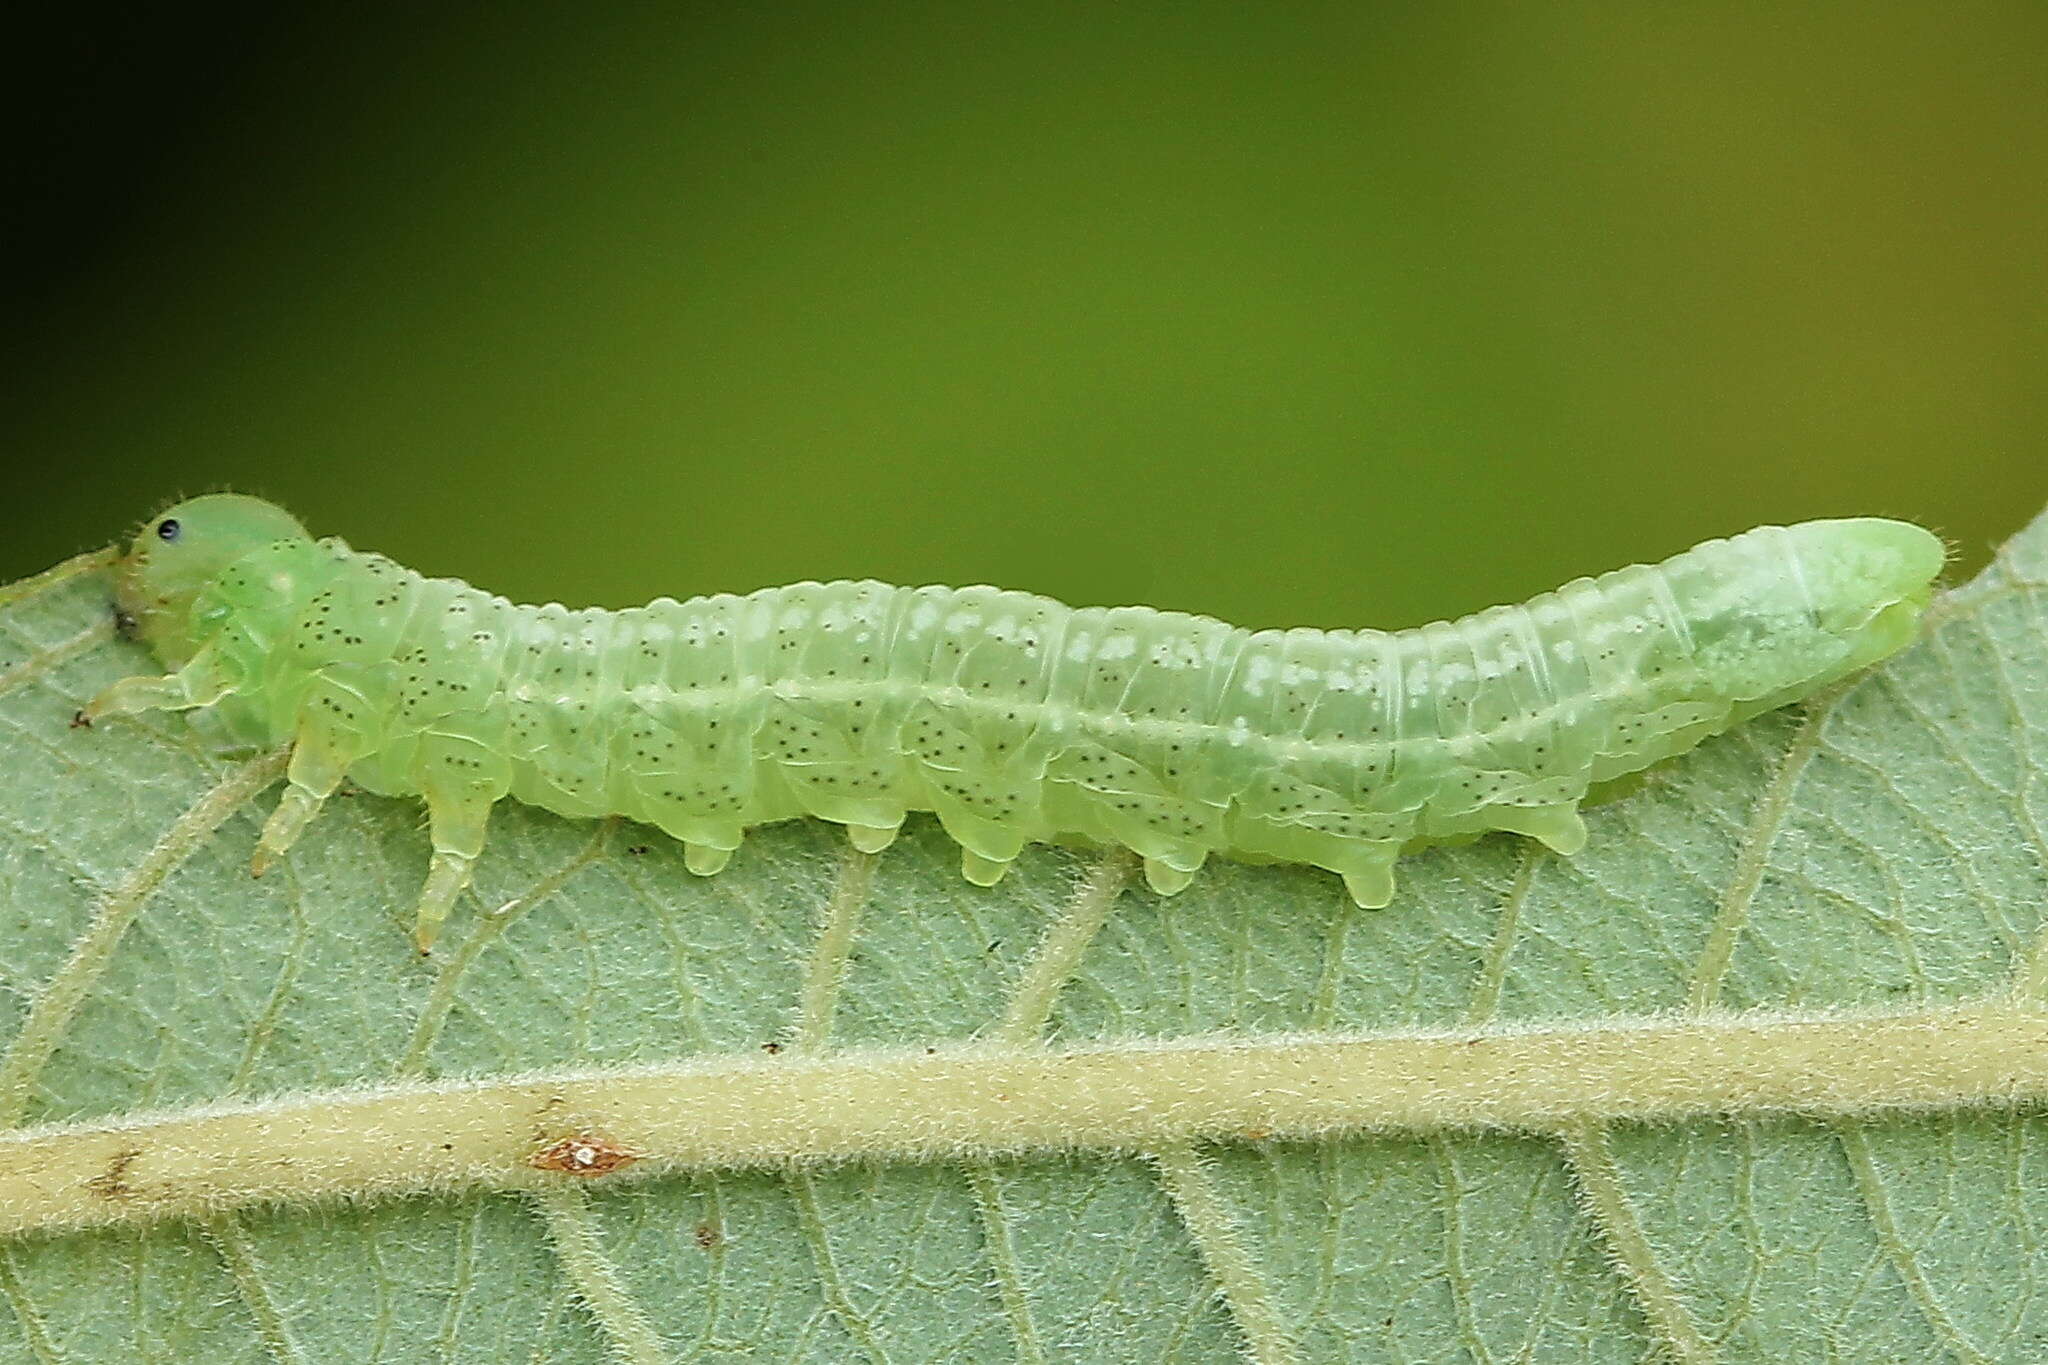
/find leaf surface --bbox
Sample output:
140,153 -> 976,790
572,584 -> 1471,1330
0,510 -> 2044,1363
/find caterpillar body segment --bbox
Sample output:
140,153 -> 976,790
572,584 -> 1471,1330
91,496 -> 1943,950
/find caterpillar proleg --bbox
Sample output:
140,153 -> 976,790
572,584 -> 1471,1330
85,496 -> 1942,951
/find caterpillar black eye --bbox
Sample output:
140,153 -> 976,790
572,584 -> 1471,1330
156,519 -> 182,542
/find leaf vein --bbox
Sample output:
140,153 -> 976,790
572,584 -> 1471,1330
0,1248 -> 63,1364
1687,698 -> 1832,1012
791,846 -> 876,1054
0,748 -> 287,1128
968,1165 -> 1048,1365
1149,1144 -> 1302,1365
397,821 -> 614,1079
0,623 -> 112,702
1557,1120 -> 1718,1365
532,1183 -> 670,1365
790,1171 -> 893,1364
202,1215 -> 308,1365
1835,1123 -> 1994,1365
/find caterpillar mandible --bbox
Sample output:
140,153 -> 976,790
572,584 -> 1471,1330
84,495 -> 1943,952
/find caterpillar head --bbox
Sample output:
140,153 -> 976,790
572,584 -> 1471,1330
114,495 -> 311,661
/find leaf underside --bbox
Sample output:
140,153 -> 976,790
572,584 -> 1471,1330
0,510 -> 2042,1365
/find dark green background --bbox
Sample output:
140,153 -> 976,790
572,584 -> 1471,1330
7,4 -> 2042,629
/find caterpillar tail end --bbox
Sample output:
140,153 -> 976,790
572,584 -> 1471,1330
412,851 -> 476,955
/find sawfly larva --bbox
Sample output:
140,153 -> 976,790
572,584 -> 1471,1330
84,495 -> 1942,951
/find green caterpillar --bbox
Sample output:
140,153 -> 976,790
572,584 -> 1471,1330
85,495 -> 1942,952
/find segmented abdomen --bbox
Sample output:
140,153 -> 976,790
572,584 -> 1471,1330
231,522 -> 1849,906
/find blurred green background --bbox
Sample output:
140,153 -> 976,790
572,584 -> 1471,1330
6,3 -> 2042,629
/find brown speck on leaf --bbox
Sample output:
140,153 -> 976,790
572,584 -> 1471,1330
530,1134 -> 639,1177
761,1041 -> 783,1055
86,1148 -> 142,1200
694,1222 -> 723,1249
69,709 -> 91,730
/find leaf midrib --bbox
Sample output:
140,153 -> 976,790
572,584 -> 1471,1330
3,997 -> 2044,1242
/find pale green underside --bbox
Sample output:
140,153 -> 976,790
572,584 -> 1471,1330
0,504 -> 2040,1363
